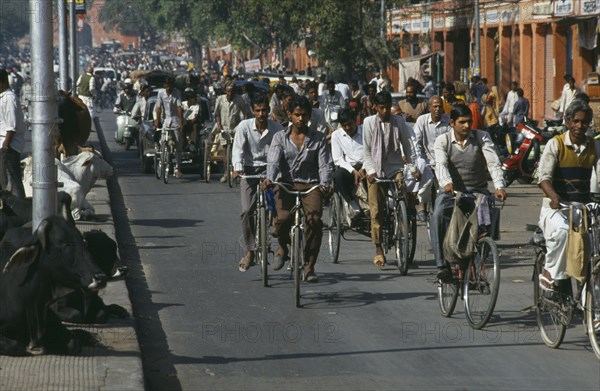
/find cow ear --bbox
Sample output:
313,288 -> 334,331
2,245 -> 40,274
82,156 -> 93,166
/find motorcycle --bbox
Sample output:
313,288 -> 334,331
501,118 -> 545,186
115,111 -> 139,150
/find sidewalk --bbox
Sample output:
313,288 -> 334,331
0,118 -> 144,391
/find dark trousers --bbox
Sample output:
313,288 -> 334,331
273,183 -> 323,270
428,192 -> 455,267
0,147 -> 25,198
333,168 -> 356,204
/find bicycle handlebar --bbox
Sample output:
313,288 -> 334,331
373,178 -> 399,184
240,174 -> 267,180
272,181 -> 322,196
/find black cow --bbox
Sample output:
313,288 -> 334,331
54,230 -> 129,324
0,216 -> 107,355
0,190 -> 75,240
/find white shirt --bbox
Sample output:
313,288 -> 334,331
413,113 -> 451,165
231,118 -> 284,171
0,89 -> 26,153
335,83 -> 351,102
502,90 -> 518,114
331,126 -> 363,173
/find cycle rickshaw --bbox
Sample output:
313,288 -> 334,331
203,128 -> 235,187
326,177 -> 417,275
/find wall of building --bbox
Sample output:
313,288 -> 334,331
389,0 -> 600,122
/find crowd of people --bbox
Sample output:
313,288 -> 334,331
1,43 -> 598,298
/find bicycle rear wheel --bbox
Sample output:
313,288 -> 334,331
258,205 -> 269,288
395,200 -> 409,275
534,252 -> 567,348
407,208 -> 417,264
327,193 -> 341,263
464,237 -> 500,329
291,226 -> 303,308
585,260 -> 600,360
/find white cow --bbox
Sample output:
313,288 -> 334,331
21,150 -> 113,220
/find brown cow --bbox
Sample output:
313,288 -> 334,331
56,91 -> 91,157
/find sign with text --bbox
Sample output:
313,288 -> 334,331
244,59 -> 261,73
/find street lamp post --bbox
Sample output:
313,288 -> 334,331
29,0 -> 58,230
473,0 -> 481,76
69,0 -> 78,94
57,0 -> 69,91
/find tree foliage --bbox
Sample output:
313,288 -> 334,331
98,0 -> 410,79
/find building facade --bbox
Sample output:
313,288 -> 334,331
389,0 -> 600,121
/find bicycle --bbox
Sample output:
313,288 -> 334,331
532,202 -> 600,359
272,182 -> 322,308
240,174 -> 272,287
373,177 -> 411,275
437,192 -> 501,330
155,127 -> 177,184
203,132 -> 234,186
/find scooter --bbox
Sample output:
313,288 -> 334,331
115,111 -> 139,150
501,118 -> 544,186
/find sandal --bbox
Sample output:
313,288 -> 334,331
373,254 -> 386,268
238,256 -> 255,272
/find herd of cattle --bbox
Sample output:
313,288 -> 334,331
0,92 -> 126,356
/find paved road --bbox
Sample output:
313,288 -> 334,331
98,110 -> 600,390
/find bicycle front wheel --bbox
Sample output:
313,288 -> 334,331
226,143 -> 234,188
394,200 -> 409,275
258,206 -> 269,288
203,140 -> 211,183
534,252 -> 567,348
585,259 -> 600,360
154,152 -> 161,179
438,270 -> 459,317
291,226 -> 303,308
327,193 -> 341,263
464,237 -> 500,329
162,144 -> 170,184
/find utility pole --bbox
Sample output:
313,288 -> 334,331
69,0 -> 78,94
57,0 -> 69,91
30,0 -> 58,230
380,0 -> 386,39
473,0 -> 481,76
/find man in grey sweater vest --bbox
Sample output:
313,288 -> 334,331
430,104 -> 507,282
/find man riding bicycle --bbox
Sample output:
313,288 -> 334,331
264,95 -> 333,283
232,95 -> 284,272
154,76 -> 184,179
413,96 -> 452,221
363,91 -> 424,268
211,82 -> 248,183
430,104 -> 507,283
331,108 -> 366,220
537,100 -> 597,291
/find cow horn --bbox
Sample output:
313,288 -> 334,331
34,219 -> 51,253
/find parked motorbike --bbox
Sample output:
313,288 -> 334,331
115,111 -> 139,150
502,118 -> 545,186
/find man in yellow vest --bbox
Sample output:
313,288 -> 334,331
537,100 -> 597,291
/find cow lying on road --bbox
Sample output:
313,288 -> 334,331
53,230 -> 129,324
0,216 -> 107,355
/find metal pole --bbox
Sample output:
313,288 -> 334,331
474,0 -> 481,76
57,0 -> 68,91
380,0 -> 386,39
69,0 -> 78,94
30,0 -> 58,231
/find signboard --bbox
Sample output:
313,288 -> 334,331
75,0 -> 85,15
433,17 -> 444,30
554,0 -> 574,16
485,9 -> 499,25
244,59 -> 261,73
581,0 -> 600,15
